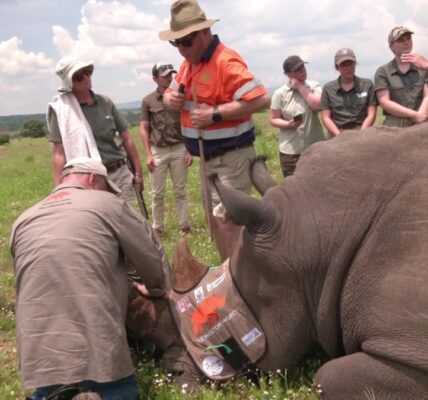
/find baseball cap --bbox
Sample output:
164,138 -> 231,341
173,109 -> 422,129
388,26 -> 414,44
334,48 -> 356,65
55,55 -> 94,92
152,62 -> 177,77
60,157 -> 121,194
283,55 -> 307,73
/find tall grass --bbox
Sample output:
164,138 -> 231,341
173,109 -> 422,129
0,111 -> 352,399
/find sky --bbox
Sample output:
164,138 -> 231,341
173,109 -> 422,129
1,0 -> 428,116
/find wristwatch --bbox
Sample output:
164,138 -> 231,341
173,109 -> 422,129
212,105 -> 223,122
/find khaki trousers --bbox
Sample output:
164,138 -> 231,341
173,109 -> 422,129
150,143 -> 189,230
108,164 -> 136,205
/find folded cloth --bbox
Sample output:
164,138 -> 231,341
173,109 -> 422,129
48,92 -> 101,162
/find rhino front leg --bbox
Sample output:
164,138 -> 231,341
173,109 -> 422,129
314,352 -> 428,400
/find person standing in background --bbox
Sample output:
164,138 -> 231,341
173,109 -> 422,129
269,55 -> 327,178
374,27 -> 428,127
140,62 -> 192,238
47,55 -> 143,204
321,48 -> 377,136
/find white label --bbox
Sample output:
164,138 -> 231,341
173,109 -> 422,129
242,327 -> 263,346
202,356 -> 224,376
357,91 -> 368,98
193,286 -> 204,304
207,272 -> 226,292
177,296 -> 191,313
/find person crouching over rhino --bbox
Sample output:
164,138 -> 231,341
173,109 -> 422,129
10,157 -> 168,400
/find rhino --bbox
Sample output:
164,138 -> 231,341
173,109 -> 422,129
127,123 -> 428,399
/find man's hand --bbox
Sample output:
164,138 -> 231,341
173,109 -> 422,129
165,90 -> 185,111
133,174 -> 144,192
289,78 -> 304,91
189,103 -> 214,129
146,154 -> 155,173
184,151 -> 193,167
413,110 -> 428,124
401,53 -> 428,70
133,282 -> 166,298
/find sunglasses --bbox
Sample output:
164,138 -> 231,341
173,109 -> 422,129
156,64 -> 174,74
169,31 -> 199,48
72,67 -> 93,82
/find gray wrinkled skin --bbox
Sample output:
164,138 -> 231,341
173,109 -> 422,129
128,123 -> 428,399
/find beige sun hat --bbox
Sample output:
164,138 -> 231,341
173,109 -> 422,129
55,55 -> 94,92
159,0 -> 219,41
60,157 -> 121,194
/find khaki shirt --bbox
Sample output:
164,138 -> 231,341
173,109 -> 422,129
141,89 -> 183,147
47,92 -> 129,165
320,76 -> 377,128
271,80 -> 327,155
10,184 -> 167,389
374,59 -> 428,114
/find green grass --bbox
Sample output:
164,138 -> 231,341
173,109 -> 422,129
0,110 -> 387,399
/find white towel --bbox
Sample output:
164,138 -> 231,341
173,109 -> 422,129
48,92 -> 101,161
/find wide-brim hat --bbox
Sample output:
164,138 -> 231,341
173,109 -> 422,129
55,55 -> 94,93
159,0 -> 219,41
61,157 -> 121,194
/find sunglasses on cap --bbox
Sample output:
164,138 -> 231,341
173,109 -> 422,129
157,64 -> 174,74
72,67 -> 93,82
169,31 -> 199,48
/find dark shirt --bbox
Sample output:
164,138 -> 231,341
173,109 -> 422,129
374,59 -> 428,115
320,76 -> 377,128
141,88 -> 183,147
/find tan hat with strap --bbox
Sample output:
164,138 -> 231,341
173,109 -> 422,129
159,0 -> 218,41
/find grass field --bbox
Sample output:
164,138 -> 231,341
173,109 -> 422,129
0,111 -> 384,399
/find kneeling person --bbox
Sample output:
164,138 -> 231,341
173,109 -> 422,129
11,158 -> 167,400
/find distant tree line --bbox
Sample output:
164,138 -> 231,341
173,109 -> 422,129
0,108 -> 140,145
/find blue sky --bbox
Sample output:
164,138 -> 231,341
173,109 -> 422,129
1,0 -> 427,116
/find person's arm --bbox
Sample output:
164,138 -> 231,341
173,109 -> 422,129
321,109 -> 341,137
418,83 -> 428,116
51,142 -> 66,185
139,121 -> 155,173
189,93 -> 271,129
118,204 -> 168,295
400,53 -> 428,70
290,79 -> 321,110
376,89 -> 427,123
121,130 -> 144,191
361,105 -> 377,129
269,109 -> 301,130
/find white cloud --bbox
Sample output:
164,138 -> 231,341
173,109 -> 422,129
0,37 -> 54,77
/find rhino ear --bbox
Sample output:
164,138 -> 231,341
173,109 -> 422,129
250,156 -> 277,195
172,239 -> 207,292
210,174 -> 279,233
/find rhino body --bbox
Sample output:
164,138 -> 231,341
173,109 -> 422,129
127,124 -> 428,399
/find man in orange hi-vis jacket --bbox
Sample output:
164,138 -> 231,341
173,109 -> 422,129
160,0 -> 270,260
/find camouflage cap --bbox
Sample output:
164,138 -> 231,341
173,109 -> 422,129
388,26 -> 414,44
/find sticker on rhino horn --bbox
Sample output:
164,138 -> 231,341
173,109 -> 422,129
202,355 -> 224,377
177,295 -> 192,313
206,272 -> 226,292
193,286 -> 204,304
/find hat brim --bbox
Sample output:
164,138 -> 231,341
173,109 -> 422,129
57,61 -> 94,92
336,56 -> 356,65
158,68 -> 177,77
159,19 -> 218,41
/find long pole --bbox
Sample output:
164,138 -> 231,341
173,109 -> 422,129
191,83 -> 214,240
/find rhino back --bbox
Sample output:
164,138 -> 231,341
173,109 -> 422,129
290,124 -> 428,360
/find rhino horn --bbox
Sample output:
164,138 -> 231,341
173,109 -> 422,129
210,174 -> 279,233
172,239 -> 207,292
250,156 -> 277,195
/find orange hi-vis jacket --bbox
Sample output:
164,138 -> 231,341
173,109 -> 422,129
168,37 -> 267,157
